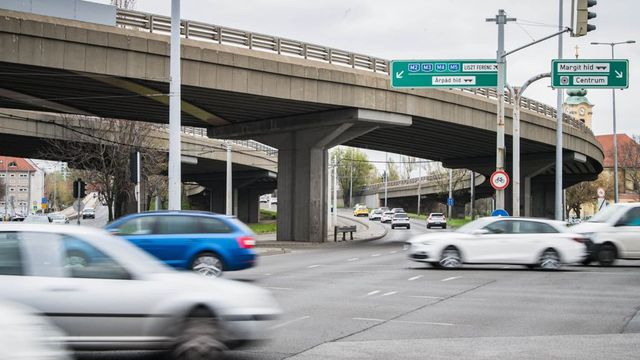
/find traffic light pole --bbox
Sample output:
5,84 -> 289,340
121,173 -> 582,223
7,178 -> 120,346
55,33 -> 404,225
555,0 -> 564,221
76,180 -> 81,225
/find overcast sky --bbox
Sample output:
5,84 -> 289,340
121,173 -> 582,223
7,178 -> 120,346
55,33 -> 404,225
91,0 -> 638,172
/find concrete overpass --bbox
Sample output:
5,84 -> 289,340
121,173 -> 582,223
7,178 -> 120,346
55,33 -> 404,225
0,109 -> 277,223
0,8 -> 603,241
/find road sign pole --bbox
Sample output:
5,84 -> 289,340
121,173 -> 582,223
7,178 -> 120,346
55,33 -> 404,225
448,168 -> 453,219
555,0 -> 564,221
487,10 -> 515,211
168,0 -> 181,210
611,45 -> 619,203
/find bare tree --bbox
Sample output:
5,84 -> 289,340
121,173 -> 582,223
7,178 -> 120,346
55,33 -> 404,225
618,134 -> 640,201
40,116 -> 166,221
400,156 -> 417,180
565,181 -> 597,219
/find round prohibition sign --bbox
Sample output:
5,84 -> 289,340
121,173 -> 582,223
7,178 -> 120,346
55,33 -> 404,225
490,170 -> 510,191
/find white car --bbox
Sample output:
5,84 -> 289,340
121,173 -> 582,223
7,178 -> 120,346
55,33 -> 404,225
0,224 -> 281,358
391,213 -> 410,229
381,211 -> 394,223
570,203 -> 640,266
406,217 -> 587,270
427,212 -> 447,229
368,209 -> 383,221
49,213 -> 69,224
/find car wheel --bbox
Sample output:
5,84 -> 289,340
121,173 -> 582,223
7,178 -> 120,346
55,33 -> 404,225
391,225 -> 395,229
407,225 -> 411,230
442,225 -> 447,229
426,225 -> 431,229
597,243 -> 617,267
526,264 -> 537,269
173,308 -> 226,360
191,253 -> 224,278
439,246 -> 462,269
581,257 -> 593,266
538,248 -> 561,270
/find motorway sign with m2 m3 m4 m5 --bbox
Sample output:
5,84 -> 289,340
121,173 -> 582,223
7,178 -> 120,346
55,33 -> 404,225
390,60 -> 498,88
551,59 -> 629,89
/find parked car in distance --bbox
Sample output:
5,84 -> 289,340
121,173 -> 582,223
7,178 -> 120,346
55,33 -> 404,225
0,224 -> 280,358
427,213 -> 447,229
353,205 -> 369,217
269,197 -> 278,205
406,217 -> 587,270
391,213 -> 410,229
49,213 -> 69,224
381,211 -> 394,223
259,195 -> 269,203
23,215 -> 51,224
391,208 -> 405,214
570,203 -> 640,266
81,207 -> 95,219
368,209 -> 383,221
106,211 -> 257,277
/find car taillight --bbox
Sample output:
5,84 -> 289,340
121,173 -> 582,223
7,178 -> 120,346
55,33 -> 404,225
570,236 -> 586,244
237,236 -> 256,249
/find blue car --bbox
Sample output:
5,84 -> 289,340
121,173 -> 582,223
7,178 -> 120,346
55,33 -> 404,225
105,211 -> 257,277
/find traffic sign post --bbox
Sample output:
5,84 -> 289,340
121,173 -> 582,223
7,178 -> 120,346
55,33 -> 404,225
490,170 -> 510,191
391,60 -> 498,88
447,197 -> 454,207
551,59 -> 629,89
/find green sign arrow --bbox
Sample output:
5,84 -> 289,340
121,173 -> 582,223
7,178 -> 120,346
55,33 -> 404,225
551,59 -> 629,89
390,60 -> 498,88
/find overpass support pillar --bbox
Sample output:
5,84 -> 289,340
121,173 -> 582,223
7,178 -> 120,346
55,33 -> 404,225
237,188 -> 260,224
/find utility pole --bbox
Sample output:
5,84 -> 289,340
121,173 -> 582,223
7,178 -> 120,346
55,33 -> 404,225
470,171 -> 475,219
487,10 -> 516,211
448,168 -> 453,219
384,152 -> 388,208
333,158 -> 338,227
349,160 -> 353,208
555,0 -> 564,220
417,163 -> 422,216
226,142 -> 232,215
168,0 -> 182,210
327,158 -> 332,229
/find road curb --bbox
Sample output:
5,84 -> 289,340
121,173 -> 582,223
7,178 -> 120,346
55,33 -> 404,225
337,213 -> 388,242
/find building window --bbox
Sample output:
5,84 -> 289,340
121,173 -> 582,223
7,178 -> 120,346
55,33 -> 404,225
8,188 -> 15,192
19,174 -> 27,178
9,174 -> 15,177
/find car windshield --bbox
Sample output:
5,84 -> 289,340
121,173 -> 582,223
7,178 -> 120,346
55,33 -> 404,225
456,218 -> 495,233
50,214 -> 65,220
383,212 -> 393,216
588,204 -> 627,223
430,213 -> 444,217
23,216 -> 50,223
84,208 -> 94,212
394,213 -> 408,219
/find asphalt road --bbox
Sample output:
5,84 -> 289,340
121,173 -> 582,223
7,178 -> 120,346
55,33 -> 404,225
77,202 -> 109,228
78,218 -> 640,360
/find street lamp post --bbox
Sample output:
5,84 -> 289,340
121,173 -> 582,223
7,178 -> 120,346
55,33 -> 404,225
591,40 -> 636,204
0,160 -> 6,220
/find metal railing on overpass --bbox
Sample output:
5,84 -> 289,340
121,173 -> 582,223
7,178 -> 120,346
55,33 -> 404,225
154,124 -> 278,156
115,9 -> 592,136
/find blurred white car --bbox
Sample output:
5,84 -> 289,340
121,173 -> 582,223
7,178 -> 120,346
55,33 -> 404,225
405,217 -> 587,269
0,224 -> 281,359
571,203 -> 640,266
391,213 -> 410,229
368,209 -> 383,221
381,211 -> 394,223
49,213 -> 69,224
0,300 -> 71,360
426,212 -> 447,229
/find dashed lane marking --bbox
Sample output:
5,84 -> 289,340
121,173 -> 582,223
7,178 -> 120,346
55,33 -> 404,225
366,290 -> 380,296
441,276 -> 461,282
347,258 -> 359,262
408,275 -> 423,281
269,316 -> 310,330
381,291 -> 398,297
308,265 -> 321,269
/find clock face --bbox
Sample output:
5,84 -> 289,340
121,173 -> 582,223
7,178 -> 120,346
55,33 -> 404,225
578,107 -> 586,116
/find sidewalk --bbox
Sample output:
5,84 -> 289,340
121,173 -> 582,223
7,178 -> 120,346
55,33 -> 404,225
254,210 -> 387,255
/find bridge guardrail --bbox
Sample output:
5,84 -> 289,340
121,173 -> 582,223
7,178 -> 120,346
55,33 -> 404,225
116,9 -> 592,136
153,124 -> 278,156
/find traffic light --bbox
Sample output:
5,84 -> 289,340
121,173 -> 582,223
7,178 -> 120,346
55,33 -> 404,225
129,151 -> 139,183
572,0 -> 597,37
73,179 -> 86,199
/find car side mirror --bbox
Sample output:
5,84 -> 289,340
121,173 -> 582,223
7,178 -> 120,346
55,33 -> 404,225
472,229 -> 490,235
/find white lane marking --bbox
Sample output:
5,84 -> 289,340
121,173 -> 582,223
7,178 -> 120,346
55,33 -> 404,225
371,253 -> 381,257
381,291 -> 398,297
308,265 -> 321,269
265,287 -> 293,291
352,318 -> 455,326
409,295 -> 444,300
389,251 -> 398,254
264,273 -> 272,276
441,276 -> 461,282
394,320 -> 455,326
366,290 -> 380,296
347,258 -> 359,262
269,316 -> 310,330
352,317 -> 384,322
408,275 -> 423,281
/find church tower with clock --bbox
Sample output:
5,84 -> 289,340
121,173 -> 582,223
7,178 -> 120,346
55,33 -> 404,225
563,88 -> 594,129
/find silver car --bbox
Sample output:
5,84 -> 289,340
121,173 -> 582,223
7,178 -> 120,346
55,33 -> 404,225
0,224 -> 281,359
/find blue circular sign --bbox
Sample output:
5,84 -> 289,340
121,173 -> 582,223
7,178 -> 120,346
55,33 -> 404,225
491,209 -> 509,217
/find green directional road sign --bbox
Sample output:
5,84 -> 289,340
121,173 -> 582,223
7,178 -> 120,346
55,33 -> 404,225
551,59 -> 629,89
390,60 -> 498,88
